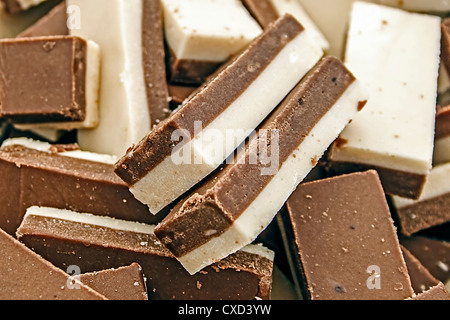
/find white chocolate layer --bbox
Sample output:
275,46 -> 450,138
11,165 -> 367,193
179,80 -> 367,275
162,0 -> 262,62
131,30 -> 324,214
68,0 -> 152,157
331,2 -> 440,176
392,162 -> 450,209
268,0 -> 329,50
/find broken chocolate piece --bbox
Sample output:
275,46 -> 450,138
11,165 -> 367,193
0,227 -> 106,300
17,1 -> 68,37
391,163 -> 450,236
115,14 -> 324,215
434,104 -> 450,164
280,170 -> 414,300
80,263 -> 148,300
154,56 -> 367,275
0,138 -> 163,236
16,207 -> 275,300
407,282 -> 450,300
162,0 -> 262,84
0,35 -> 100,129
68,0 -> 170,157
327,2 -> 441,200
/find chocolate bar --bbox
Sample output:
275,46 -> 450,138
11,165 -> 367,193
279,170 -> 414,300
1,0 -> 49,14
391,163 -> 450,236
242,0 -> 329,50
327,2 -> 441,200
0,227 -> 106,300
408,282 -> 450,300
401,245 -> 440,294
162,0 -> 263,84
79,263 -> 148,300
400,235 -> 450,285
17,0 -> 67,37
0,35 -> 100,129
0,138 -> 163,236
16,206 -> 275,300
153,56 -> 367,275
115,14 -> 324,214
68,0 -> 170,157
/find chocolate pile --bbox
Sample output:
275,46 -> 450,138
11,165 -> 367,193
0,0 -> 449,300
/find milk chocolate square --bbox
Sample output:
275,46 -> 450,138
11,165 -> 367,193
280,170 -> 414,300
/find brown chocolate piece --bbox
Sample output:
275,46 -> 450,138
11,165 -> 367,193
0,227 -> 106,300
400,235 -> 450,284
435,105 -> 450,140
114,14 -> 305,186
17,1 -> 68,38
0,144 -> 164,235
16,211 -> 274,300
401,245 -> 440,294
0,36 -> 87,124
442,18 -> 450,79
280,170 -> 414,300
408,282 -> 450,300
242,0 -> 280,29
80,263 -> 148,300
142,0 -> 171,126
168,84 -> 198,109
155,56 -> 358,259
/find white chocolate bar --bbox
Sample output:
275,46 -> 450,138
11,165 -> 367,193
68,0 -> 164,157
329,2 -> 441,197
162,0 -> 262,63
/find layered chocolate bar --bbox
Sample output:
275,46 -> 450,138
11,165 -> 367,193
0,35 -> 100,129
68,0 -> 170,157
1,0 -> 49,14
79,263 -> 148,300
115,14 -> 324,214
391,163 -> 450,236
0,138 -> 163,235
162,0 -> 262,84
279,170 -> 414,300
16,206 -> 275,300
154,56 -> 367,275
17,0 -> 67,37
328,2 -> 441,200
242,0 -> 329,50
0,227 -> 106,300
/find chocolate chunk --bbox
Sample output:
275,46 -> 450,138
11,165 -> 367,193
0,227 -> 106,300
16,207 -> 275,300
0,140 -> 164,235
408,282 -> 450,300
0,36 -> 100,129
17,1 -> 68,37
280,170 -> 414,300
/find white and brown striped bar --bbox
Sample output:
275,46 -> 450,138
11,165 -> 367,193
154,56 -> 368,275
327,2 -> 441,200
391,162 -> 450,236
242,0 -> 329,51
115,14 -> 324,214
68,0 -> 170,157
16,206 -> 275,300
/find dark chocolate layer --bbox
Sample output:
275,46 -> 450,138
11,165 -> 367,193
17,214 -> 273,300
435,105 -> 450,140
242,0 -> 279,29
142,0 -> 171,127
154,57 -> 359,258
0,36 -> 87,124
115,14 -> 305,186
